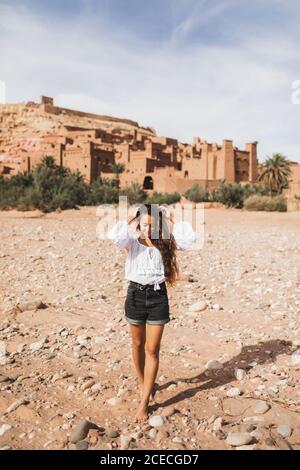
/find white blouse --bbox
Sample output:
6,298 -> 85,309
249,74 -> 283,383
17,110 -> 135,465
106,220 -> 198,290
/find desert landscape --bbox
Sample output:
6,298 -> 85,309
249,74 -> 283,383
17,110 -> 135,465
0,204 -> 299,450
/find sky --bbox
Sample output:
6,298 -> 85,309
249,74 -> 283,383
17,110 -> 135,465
0,0 -> 300,162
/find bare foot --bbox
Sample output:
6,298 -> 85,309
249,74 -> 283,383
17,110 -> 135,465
133,402 -> 149,423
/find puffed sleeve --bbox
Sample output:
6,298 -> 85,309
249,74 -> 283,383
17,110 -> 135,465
106,220 -> 135,251
172,221 -> 198,251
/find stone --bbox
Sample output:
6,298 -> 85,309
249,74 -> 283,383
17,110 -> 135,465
29,338 -> 47,352
291,350 -> 300,365
212,417 -> 223,432
205,360 -> 223,370
107,430 -> 119,439
0,424 -> 12,436
189,301 -> 207,312
149,415 -> 165,427
0,341 -> 7,357
6,398 -> 29,414
212,303 -> 221,310
75,439 -> 88,450
226,387 -> 241,397
226,432 -> 253,447
252,400 -> 270,415
120,435 -> 131,450
148,428 -> 157,439
234,368 -> 246,381
107,397 -> 122,406
17,300 -> 47,312
81,379 -> 95,391
277,424 -> 292,438
161,406 -> 175,418
69,419 -> 92,443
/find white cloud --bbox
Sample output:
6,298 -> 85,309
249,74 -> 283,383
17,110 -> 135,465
0,2 -> 299,162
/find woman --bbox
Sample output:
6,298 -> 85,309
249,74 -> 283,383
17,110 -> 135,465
106,203 -> 197,423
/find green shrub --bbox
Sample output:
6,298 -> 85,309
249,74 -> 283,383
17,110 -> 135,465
28,161 -> 89,212
146,191 -> 181,205
211,181 -> 245,208
120,183 -> 147,205
244,195 -> 287,212
242,183 -> 269,199
86,178 -> 120,205
184,184 -> 210,202
0,173 -> 34,209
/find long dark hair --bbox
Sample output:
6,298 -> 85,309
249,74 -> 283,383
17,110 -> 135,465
128,203 -> 179,287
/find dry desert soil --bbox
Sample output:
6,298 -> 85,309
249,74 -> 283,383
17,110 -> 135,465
0,205 -> 299,450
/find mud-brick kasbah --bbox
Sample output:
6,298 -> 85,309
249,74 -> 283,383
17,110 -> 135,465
0,96 -> 299,208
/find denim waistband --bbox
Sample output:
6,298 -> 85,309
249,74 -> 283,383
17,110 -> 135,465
129,280 -> 166,291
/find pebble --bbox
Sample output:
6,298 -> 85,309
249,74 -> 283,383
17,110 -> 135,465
291,350 -> 300,365
120,435 -> 131,450
75,439 -> 88,450
161,406 -> 175,418
212,417 -> 223,432
148,428 -> 157,439
69,419 -> 92,443
0,424 -> 12,436
226,432 -> 253,447
6,398 -> 29,414
149,415 -> 165,427
212,304 -> 221,311
252,400 -> 270,415
226,387 -> 241,397
81,379 -> 95,391
205,360 -> 223,370
234,368 -> 246,381
107,397 -> 122,406
29,338 -> 47,352
277,424 -> 292,438
107,430 -> 119,439
0,341 -> 6,357
17,300 -> 47,312
189,301 -> 207,312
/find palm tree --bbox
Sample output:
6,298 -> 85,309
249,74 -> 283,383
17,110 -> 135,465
109,162 -> 125,190
258,153 -> 293,196
41,155 -> 56,169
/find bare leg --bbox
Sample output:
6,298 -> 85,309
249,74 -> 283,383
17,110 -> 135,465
129,324 -> 157,401
129,324 -> 146,385
134,324 -> 165,423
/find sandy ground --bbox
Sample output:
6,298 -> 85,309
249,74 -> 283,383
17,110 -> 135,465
0,205 -> 299,450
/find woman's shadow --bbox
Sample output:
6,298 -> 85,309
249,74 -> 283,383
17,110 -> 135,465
150,339 -> 295,412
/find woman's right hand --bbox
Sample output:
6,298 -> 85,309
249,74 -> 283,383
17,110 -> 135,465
127,214 -> 136,225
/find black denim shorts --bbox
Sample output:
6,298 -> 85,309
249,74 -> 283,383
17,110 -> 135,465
125,280 -> 170,325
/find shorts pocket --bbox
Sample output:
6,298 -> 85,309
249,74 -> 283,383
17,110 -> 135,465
155,287 -> 167,297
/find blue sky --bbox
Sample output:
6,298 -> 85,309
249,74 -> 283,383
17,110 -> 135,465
1,0 -> 300,162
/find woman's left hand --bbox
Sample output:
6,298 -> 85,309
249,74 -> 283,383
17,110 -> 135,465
159,205 -> 174,223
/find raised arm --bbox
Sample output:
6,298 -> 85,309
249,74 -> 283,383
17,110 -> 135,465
172,220 -> 198,251
106,219 -> 136,251
158,205 -> 198,251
